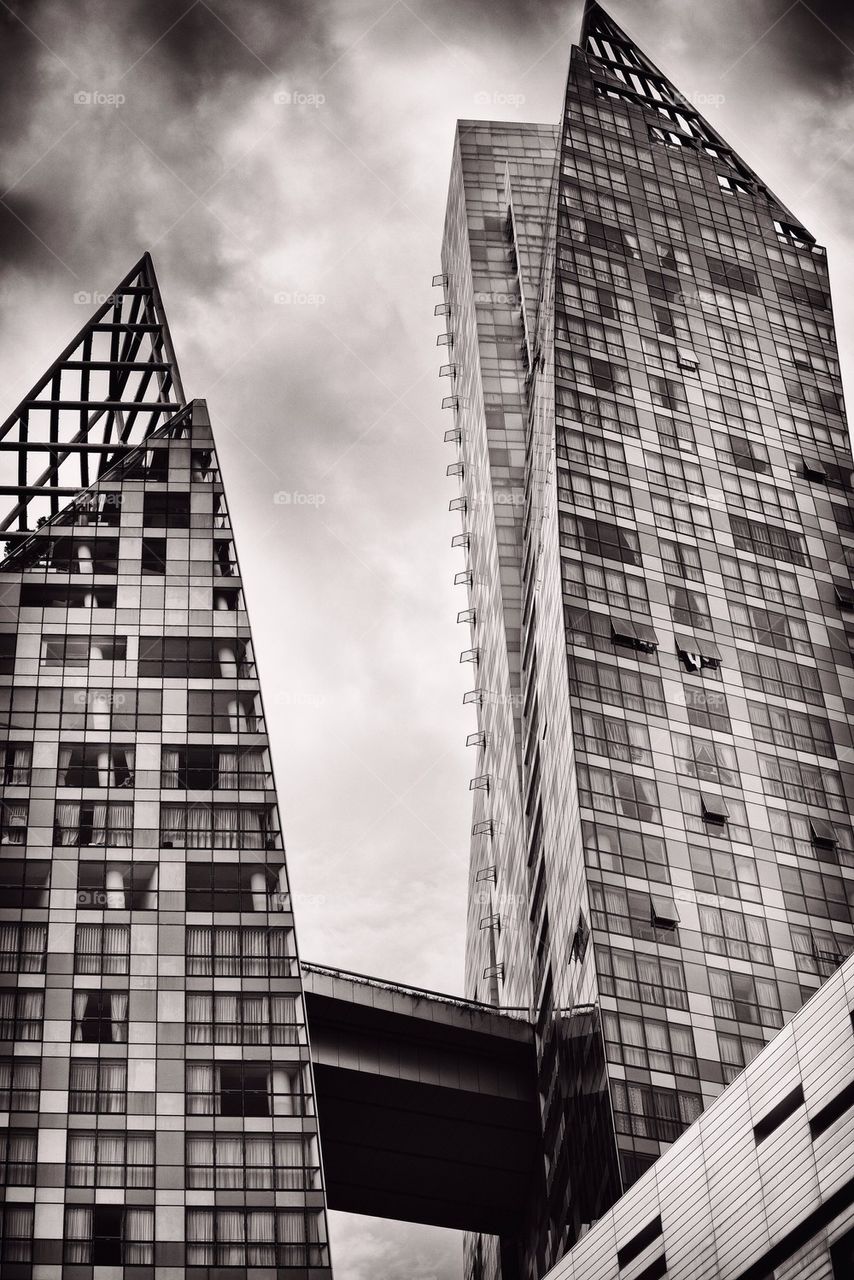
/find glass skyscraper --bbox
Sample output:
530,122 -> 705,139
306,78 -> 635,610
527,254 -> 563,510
0,259 -> 331,1275
440,3 -> 854,1275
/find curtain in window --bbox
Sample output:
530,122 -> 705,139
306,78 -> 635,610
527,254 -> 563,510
274,1137 -> 306,1190
185,806 -> 211,848
277,1210 -> 308,1265
237,995 -> 266,1045
246,1210 -> 275,1266
239,751 -> 266,788
244,1137 -> 273,1190
186,994 -> 213,1044
186,927 -> 211,976
659,959 -> 687,1007
161,748 -> 181,788
15,991 -> 42,1040
7,1130 -> 37,1183
125,1136 -> 153,1182
99,1061 -> 126,1113
215,994 -> 243,1043
620,1014 -> 647,1067
16,923 -> 45,974
64,1206 -> 92,1263
213,807 -> 241,849
109,803 -> 133,847
55,801 -> 80,845
186,1063 -> 214,1115
217,1136 -> 244,1189
218,1209 -> 246,1265
97,1132 -> 125,1187
218,925 -> 244,976
75,924 -> 101,974
11,747 -> 31,785
8,1062 -> 38,1111
102,924 -> 129,973
90,802 -> 108,846
124,1208 -> 154,1264
271,996 -> 299,1044
186,1136 -> 214,1188
0,924 -> 18,971
186,1209 -> 215,1265
57,745 -> 74,785
72,992 -> 89,1041
645,1021 -> 672,1071
110,992 -> 128,1043
161,805 -> 185,845
268,928 -> 293,977
216,750 -> 239,789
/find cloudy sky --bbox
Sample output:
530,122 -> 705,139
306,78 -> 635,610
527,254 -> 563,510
1,0 -> 853,1273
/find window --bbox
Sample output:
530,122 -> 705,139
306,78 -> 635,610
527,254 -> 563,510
649,374 -> 688,412
185,1208 -> 328,1268
0,801 -> 27,845
558,426 -> 628,475
779,865 -> 854,924
559,471 -> 634,520
138,636 -> 253,679
141,536 -> 167,574
142,491 -> 190,527
54,687 -> 161,732
675,633 -> 721,672
719,553 -> 802,608
718,1030 -> 765,1083
555,384 -> 640,437
729,601 -> 811,656
690,847 -> 762,904
595,944 -> 688,1010
57,743 -> 134,788
0,923 -> 46,973
76,861 -> 157,910
40,634 -> 126,666
69,1059 -> 127,1113
0,743 -> 31,785
769,810 -> 854,867
186,1062 -> 308,1117
187,688 -> 262,733
739,651 -> 822,705
699,904 -> 772,964
712,431 -> 769,473
556,349 -> 632,397
72,991 -> 128,1044
161,745 -> 270,789
646,450 -> 704,495
66,1131 -> 154,1188
186,993 -> 303,1045
681,788 -> 750,842
0,859 -> 49,907
0,1058 -> 40,1111
705,253 -> 758,294
0,1130 -> 36,1186
185,861 -> 288,913
64,1205 -> 154,1266
651,493 -> 712,539
0,1205 -> 34,1263
660,538 -> 703,581
729,514 -> 807,565
186,926 -> 296,976
611,1079 -> 701,1143
725,472 -> 799,522
672,734 -> 738,787
74,924 -> 130,974
18,583 -> 116,609
603,1011 -> 697,1076
565,606 -> 658,657
559,513 -> 642,566
186,1134 -> 318,1190
709,968 -> 782,1028
578,765 -> 660,822
746,702 -> 833,756
754,1085 -> 805,1142
561,557 -> 649,612
54,800 -> 133,847
0,991 -> 43,1041
758,755 -> 845,809
161,804 -> 279,849
682,684 -> 731,733
590,883 -> 678,945
791,925 -> 853,978
569,657 -> 667,718
667,584 -> 712,630
572,709 -> 652,765
582,822 -> 668,883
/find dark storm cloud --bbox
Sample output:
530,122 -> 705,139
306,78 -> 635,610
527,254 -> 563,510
760,0 -> 854,94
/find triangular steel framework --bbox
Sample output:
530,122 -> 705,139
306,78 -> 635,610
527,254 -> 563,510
0,252 -> 185,537
580,1 -> 808,233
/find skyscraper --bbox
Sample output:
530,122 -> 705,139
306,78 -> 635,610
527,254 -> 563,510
440,3 -> 854,1274
0,258 -> 331,1275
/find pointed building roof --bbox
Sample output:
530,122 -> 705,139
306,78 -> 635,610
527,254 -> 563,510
578,2 -> 808,233
0,252 -> 185,537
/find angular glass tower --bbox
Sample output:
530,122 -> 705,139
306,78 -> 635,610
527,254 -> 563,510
440,4 -> 854,1275
0,258 -> 331,1275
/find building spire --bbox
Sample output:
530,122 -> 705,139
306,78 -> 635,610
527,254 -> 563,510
0,252 -> 185,536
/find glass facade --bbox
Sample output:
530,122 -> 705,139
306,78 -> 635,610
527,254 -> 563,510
440,4 -> 854,1276
0,333 -> 331,1272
